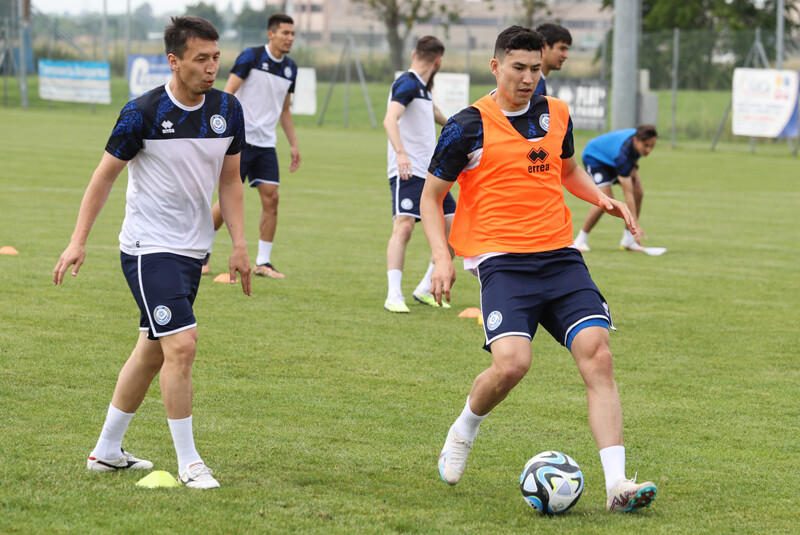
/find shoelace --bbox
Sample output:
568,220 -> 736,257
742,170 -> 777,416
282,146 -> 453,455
448,436 -> 473,470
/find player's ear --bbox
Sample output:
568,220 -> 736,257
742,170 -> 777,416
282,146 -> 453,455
168,53 -> 179,71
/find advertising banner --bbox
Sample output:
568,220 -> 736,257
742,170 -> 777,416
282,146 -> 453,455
128,55 -> 173,99
733,68 -> 800,138
290,67 -> 317,116
38,59 -> 111,104
432,72 -> 470,120
547,79 -> 608,131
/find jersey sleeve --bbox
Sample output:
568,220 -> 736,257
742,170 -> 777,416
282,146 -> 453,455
288,60 -> 297,94
226,96 -> 246,156
428,111 -> 477,182
390,75 -> 419,107
105,101 -> 144,161
560,116 -> 574,159
230,47 -> 256,80
614,137 -> 636,176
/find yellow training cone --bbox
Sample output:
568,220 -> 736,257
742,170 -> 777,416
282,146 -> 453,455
0,246 -> 19,255
136,470 -> 180,488
213,273 -> 231,283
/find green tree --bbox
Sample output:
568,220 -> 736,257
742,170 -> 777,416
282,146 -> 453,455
348,0 -> 460,72
519,0 -> 551,28
183,2 -> 226,32
601,0 -> 799,90
234,4 -> 276,42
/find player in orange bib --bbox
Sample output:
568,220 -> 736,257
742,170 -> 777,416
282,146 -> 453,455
420,26 -> 658,513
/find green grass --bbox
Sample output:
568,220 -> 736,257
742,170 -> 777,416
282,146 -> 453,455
1,93 -> 799,533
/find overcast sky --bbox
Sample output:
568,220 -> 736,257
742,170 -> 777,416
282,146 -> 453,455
32,0 -> 250,17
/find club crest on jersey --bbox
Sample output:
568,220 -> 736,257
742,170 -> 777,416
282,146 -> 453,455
284,66 -> 292,78
486,311 -> 503,331
153,305 -> 172,326
210,114 -> 226,134
161,120 -> 174,134
539,113 -> 550,131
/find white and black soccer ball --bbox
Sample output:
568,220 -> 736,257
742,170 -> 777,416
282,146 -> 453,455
520,451 -> 584,514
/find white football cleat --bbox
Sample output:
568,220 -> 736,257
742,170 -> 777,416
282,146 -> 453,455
606,477 -> 657,512
180,461 -> 220,489
438,428 -> 473,486
87,449 -> 153,471
573,241 -> 590,252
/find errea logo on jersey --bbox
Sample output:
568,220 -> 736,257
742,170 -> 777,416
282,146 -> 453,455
161,120 -> 174,134
527,147 -> 550,173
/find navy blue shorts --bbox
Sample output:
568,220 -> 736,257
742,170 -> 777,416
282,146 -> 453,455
477,248 -> 614,352
121,252 -> 202,340
584,161 -> 618,188
241,145 -> 280,187
389,175 -> 457,219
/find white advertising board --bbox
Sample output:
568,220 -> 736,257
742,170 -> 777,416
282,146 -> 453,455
128,55 -> 173,99
290,67 -> 317,116
732,68 -> 800,138
38,59 -> 111,104
431,72 -> 470,120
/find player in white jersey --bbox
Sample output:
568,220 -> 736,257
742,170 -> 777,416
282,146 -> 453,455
206,13 -> 300,278
383,36 -> 456,313
53,17 -> 251,490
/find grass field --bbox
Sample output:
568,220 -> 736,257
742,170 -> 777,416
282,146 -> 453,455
1,88 -> 799,534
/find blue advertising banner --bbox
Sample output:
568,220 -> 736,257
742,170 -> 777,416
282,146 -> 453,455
128,55 -> 173,99
38,59 -> 111,104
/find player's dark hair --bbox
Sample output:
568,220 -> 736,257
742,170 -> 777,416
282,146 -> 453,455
415,36 -> 445,63
635,125 -> 658,140
535,23 -> 572,47
164,16 -> 219,58
268,13 -> 294,31
494,26 -> 544,61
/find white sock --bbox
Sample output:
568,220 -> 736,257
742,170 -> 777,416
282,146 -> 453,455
387,269 -> 404,302
168,415 -> 202,471
92,404 -> 135,460
621,229 -> 634,244
451,396 -> 487,441
599,445 -> 626,495
575,230 -> 589,245
256,240 -> 273,266
415,262 -> 436,296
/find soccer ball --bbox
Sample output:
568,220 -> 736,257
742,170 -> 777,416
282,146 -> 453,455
520,451 -> 584,514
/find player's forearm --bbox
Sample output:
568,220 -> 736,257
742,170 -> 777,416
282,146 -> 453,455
420,183 -> 450,262
562,167 -> 604,207
383,121 -> 406,157
70,160 -> 121,244
280,112 -> 299,148
218,179 -> 247,249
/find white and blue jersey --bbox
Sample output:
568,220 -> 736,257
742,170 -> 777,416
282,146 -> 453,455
230,45 -> 297,148
106,84 -> 245,260
387,70 -> 437,179
581,128 -> 640,177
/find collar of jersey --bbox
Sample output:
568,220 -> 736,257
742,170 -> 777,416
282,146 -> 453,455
164,82 -> 205,112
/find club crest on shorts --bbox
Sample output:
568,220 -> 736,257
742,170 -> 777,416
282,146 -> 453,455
486,311 -> 503,331
153,305 -> 172,326
539,113 -> 550,132
210,114 -> 226,134
400,198 -> 414,211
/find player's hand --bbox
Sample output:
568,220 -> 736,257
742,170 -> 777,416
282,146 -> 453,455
397,153 -> 413,180
430,258 -> 456,306
599,195 -> 638,236
228,246 -> 251,296
53,242 -> 86,285
289,146 -> 301,172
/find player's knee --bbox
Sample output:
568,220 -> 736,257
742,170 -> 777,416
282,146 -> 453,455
493,356 -> 530,389
392,218 -> 415,242
260,188 -> 279,208
583,346 -> 614,382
